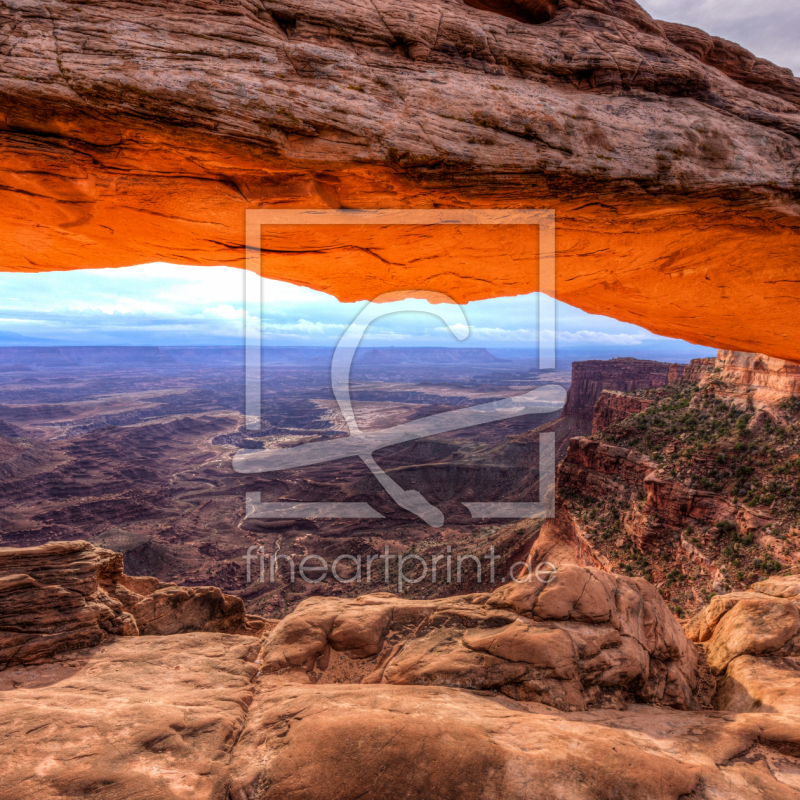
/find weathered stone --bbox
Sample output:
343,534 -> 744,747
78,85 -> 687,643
259,564 -> 699,711
229,682 -> 800,800
687,579 -> 800,714
1,1 -> 800,359
0,633 -> 259,800
0,541 -> 265,668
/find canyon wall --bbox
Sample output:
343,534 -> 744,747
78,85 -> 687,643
592,390 -> 654,435
563,358 -> 678,422
0,0 -> 799,359
682,357 -> 716,384
713,350 -> 800,409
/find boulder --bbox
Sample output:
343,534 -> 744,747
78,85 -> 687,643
260,564 -> 700,711
686,577 -> 800,714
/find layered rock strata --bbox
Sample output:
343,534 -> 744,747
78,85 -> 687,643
712,350 -> 800,411
0,541 -> 264,669
1,1 -> 800,358
592,390 -> 654,435
564,358 -> 679,424
558,437 -> 741,547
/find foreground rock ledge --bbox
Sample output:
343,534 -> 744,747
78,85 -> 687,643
2,542 -> 800,798
258,564 -> 700,711
0,541 -> 265,669
1,0 -> 800,360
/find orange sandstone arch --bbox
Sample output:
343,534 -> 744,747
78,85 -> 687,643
1,0 -> 798,359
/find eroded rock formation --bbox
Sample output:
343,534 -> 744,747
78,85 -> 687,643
686,575 -> 800,715
1,1 -> 800,359
0,541 -> 264,668
3,541 -> 800,797
259,564 -> 700,711
713,350 -> 800,410
542,349 -> 800,613
564,358 -> 680,424
592,390 -> 653,435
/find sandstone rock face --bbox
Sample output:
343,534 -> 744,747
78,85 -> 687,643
686,576 -> 800,714
230,682 -> 800,800
1,1 -> 800,359
0,633 -> 260,800
681,356 -> 717,384
0,541 -> 264,668
564,358 -> 677,423
712,350 -> 800,411
592,389 -> 653,435
259,564 -> 700,711
0,541 -> 138,669
128,584 -> 266,637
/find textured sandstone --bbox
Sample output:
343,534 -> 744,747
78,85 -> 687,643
558,437 -> 750,548
592,389 -> 653,435
681,356 -> 717,385
3,541 -> 800,798
0,541 -> 264,668
0,1 -> 800,358
711,350 -> 800,411
259,564 -> 700,711
230,683 -> 800,800
564,358 -> 678,423
686,576 -> 800,715
0,633 -> 260,800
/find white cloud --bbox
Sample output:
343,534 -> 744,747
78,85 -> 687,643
0,264 -> 706,351
451,325 -> 650,345
556,330 -> 649,345
204,304 -> 243,320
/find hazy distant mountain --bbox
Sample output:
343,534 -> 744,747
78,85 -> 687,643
356,347 -> 507,365
0,331 -> 62,346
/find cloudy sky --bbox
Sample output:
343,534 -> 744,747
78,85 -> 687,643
640,0 -> 799,74
0,263 -> 716,360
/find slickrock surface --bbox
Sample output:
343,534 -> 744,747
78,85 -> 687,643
259,564 -> 700,711
0,541 -> 264,668
230,685 -> 800,800
0,633 -> 260,800
687,576 -> 800,715
3,541 -> 800,798
1,1 -> 800,359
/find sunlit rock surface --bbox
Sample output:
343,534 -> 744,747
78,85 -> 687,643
0,0 -> 799,358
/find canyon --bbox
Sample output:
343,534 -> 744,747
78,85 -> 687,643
2,0 -> 800,796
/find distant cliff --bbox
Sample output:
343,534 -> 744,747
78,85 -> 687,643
563,357 -> 683,421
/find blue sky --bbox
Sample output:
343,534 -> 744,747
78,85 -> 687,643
0,264 -> 715,359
